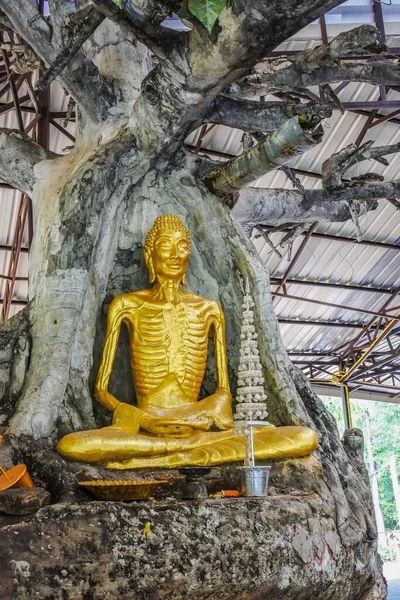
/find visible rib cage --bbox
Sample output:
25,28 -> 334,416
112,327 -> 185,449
130,300 -> 213,402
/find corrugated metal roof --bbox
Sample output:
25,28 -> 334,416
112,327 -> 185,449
188,1 -> 400,397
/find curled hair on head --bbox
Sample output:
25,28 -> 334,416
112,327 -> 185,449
144,215 -> 191,255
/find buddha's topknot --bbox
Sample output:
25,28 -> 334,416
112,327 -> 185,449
144,215 -> 191,253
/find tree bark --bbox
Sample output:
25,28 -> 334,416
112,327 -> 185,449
0,0 -> 116,121
204,117 -> 321,196
227,24 -> 389,97
231,186 -> 379,234
205,96 -> 332,132
0,307 -> 31,430
0,129 -> 55,196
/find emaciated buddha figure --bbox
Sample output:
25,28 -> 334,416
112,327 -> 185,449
57,215 -> 318,468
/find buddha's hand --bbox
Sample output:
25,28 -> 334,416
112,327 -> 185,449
139,389 -> 235,436
112,403 -> 211,437
140,409 -> 213,437
141,418 -> 210,438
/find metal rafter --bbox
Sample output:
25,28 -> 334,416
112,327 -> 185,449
262,227 -> 400,251
278,317 -> 371,329
337,286 -> 400,362
272,290 -> 400,320
0,17 -> 54,316
270,278 -> 395,296
0,193 -> 29,322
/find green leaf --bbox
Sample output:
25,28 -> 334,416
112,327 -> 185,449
188,0 -> 227,33
362,150 -> 371,159
111,0 -> 122,8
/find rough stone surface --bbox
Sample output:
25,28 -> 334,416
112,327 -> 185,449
0,458 -> 387,600
0,308 -> 30,429
0,487 -> 50,515
0,494 -> 386,600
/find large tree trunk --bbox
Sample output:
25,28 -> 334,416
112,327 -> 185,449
6,149 -> 313,438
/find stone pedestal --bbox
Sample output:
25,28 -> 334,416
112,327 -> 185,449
0,491 -> 385,600
0,444 -> 386,600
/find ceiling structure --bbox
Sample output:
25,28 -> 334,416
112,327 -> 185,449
0,0 -> 399,407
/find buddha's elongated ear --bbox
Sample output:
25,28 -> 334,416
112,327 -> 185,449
181,273 -> 187,286
144,248 -> 156,283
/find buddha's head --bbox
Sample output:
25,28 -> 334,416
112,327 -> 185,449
144,215 -> 191,285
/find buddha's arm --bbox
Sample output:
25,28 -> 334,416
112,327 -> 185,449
95,297 -> 126,412
212,303 -> 231,393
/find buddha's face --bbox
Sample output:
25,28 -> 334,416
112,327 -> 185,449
150,229 -> 190,282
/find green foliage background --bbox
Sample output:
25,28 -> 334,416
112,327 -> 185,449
323,395 -> 400,530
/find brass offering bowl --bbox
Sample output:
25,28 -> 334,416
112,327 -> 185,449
79,479 -> 167,501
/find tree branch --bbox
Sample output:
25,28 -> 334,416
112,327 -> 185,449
203,117 -> 321,197
227,24 -> 388,97
235,59 -> 400,97
230,177 -> 400,234
90,0 -> 180,58
230,139 -> 400,235
322,141 -> 400,189
36,10 -> 105,90
347,200 -> 363,242
230,187 -> 384,234
109,0 -> 179,32
0,0 -> 116,121
48,1 -> 92,35
205,96 -> 332,132
0,0 -> 54,62
190,1 -> 349,92
0,129 -> 56,196
0,8 -> 21,35
255,226 -> 283,258
66,3 -> 96,29
130,0 -> 345,156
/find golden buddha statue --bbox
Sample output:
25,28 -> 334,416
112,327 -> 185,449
57,215 -> 318,468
